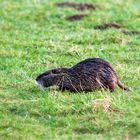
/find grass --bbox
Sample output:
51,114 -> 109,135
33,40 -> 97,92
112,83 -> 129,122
0,0 -> 140,139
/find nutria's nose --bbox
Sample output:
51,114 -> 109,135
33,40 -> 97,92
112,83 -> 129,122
36,77 -> 39,82
35,77 -> 43,86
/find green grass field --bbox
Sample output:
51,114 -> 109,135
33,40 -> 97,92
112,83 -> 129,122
0,0 -> 140,139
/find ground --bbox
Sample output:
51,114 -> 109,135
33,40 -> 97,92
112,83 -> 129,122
0,0 -> 140,139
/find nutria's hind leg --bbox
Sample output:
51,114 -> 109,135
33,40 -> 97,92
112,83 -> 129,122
59,86 -> 66,92
108,82 -> 117,92
100,80 -> 115,92
109,87 -> 115,92
103,85 -> 114,92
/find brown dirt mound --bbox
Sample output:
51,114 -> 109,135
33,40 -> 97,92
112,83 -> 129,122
66,14 -> 87,21
95,23 -> 140,35
56,2 -> 97,11
95,22 -> 122,30
122,29 -> 140,35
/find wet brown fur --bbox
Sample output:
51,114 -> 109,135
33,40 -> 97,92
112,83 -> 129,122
36,58 -> 129,92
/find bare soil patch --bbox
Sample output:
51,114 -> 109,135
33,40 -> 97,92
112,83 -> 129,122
95,22 -> 122,30
122,29 -> 140,35
66,14 -> 87,21
56,2 -> 97,11
95,22 -> 140,36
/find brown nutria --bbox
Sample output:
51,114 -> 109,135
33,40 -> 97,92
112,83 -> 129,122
36,58 -> 129,92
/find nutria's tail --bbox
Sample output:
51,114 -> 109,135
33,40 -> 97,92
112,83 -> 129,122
117,80 -> 129,91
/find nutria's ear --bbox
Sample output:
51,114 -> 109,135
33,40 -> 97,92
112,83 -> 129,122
51,68 -> 63,74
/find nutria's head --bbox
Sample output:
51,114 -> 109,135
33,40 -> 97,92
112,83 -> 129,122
36,68 -> 68,87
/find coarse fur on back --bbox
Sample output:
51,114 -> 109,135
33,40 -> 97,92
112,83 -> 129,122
36,58 -> 129,92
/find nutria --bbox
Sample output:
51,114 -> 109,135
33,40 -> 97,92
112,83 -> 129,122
36,58 -> 129,92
